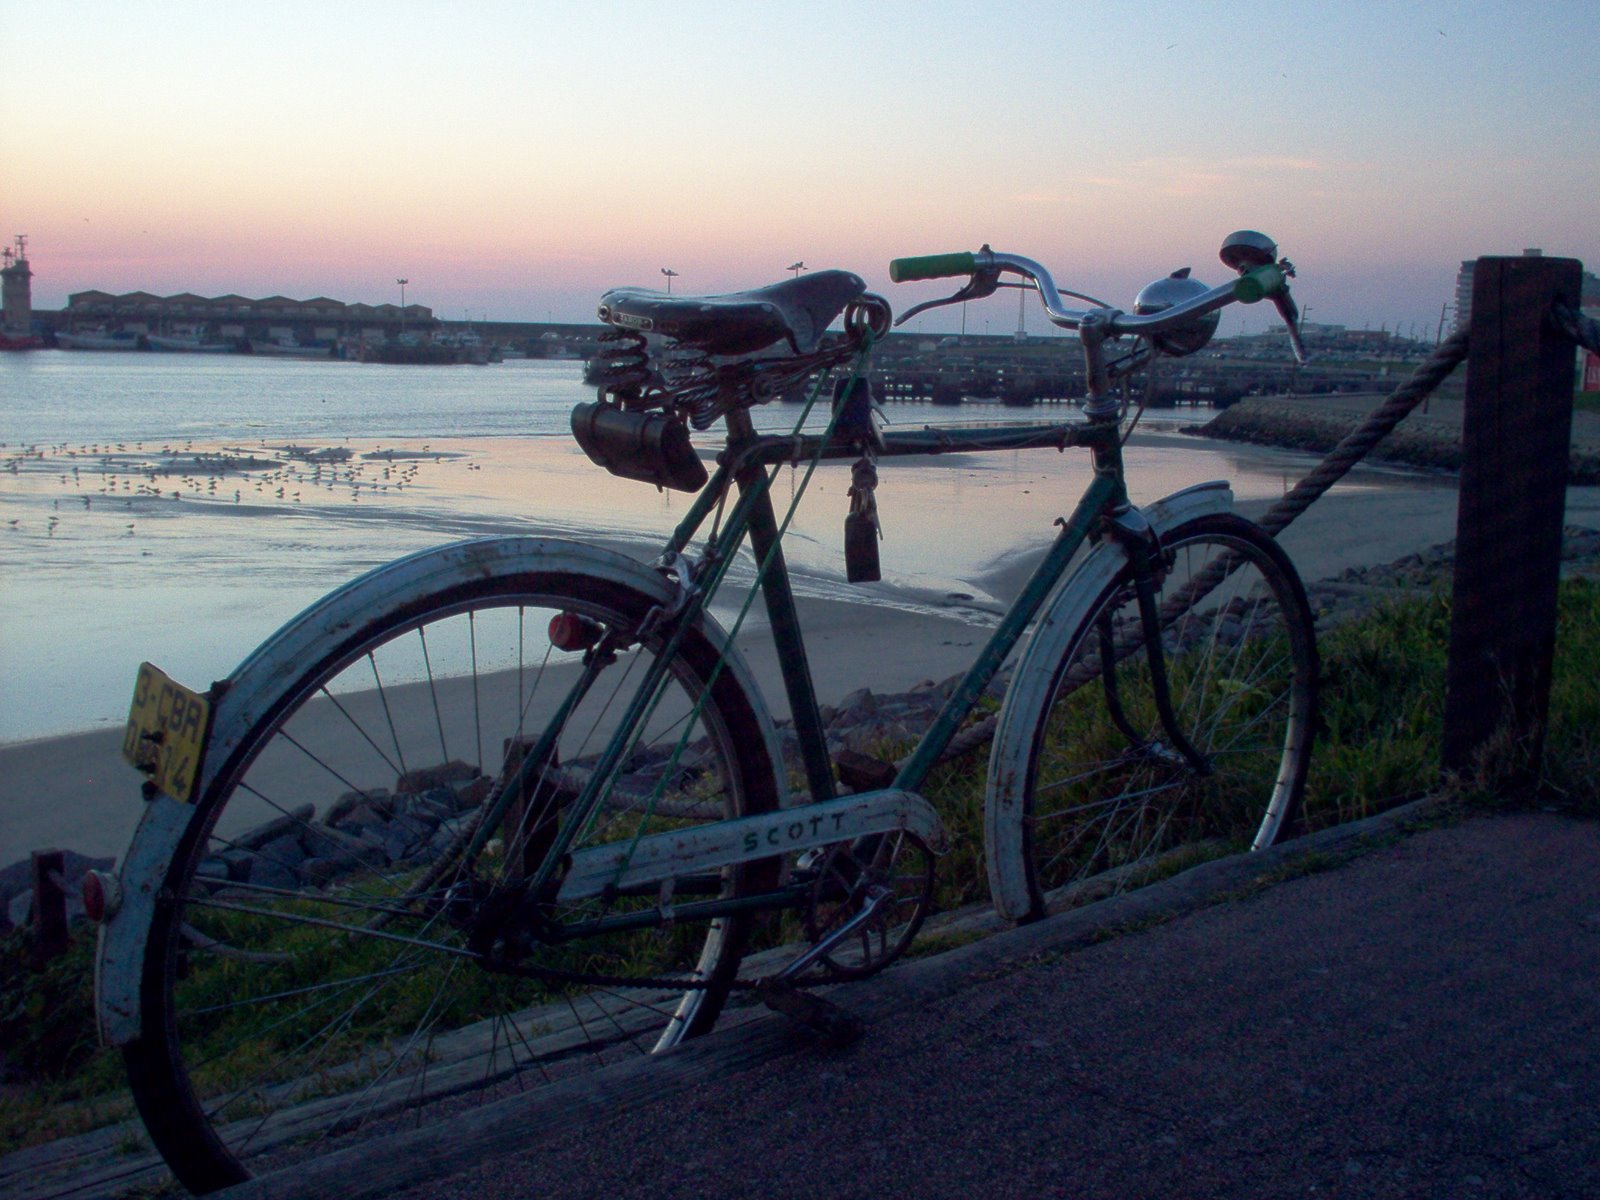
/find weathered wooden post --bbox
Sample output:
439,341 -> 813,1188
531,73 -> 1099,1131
31,848 -> 70,965
1442,254 -> 1582,778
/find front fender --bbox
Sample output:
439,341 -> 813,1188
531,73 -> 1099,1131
983,482 -> 1234,922
96,536 -> 788,1047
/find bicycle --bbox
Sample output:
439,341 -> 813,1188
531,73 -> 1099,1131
95,230 -> 1317,1192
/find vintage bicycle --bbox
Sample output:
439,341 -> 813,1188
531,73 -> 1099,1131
94,231 -> 1317,1192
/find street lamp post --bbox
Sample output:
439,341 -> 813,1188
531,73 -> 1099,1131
397,278 -> 409,336
661,268 -> 678,294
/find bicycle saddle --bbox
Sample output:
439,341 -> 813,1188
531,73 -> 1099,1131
597,269 -> 868,356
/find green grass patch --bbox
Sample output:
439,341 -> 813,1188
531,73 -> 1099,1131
8,578 -> 1600,1155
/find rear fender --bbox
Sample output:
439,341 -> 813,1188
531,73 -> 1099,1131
95,537 -> 786,1047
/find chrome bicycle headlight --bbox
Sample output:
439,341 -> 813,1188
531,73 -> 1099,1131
1133,269 -> 1221,356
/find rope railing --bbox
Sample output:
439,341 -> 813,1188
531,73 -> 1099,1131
931,325 -> 1479,767
1552,300 -> 1600,358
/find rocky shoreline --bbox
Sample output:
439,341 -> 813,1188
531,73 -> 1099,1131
1185,395 -> 1600,485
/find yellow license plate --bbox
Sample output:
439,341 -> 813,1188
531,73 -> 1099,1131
122,662 -> 211,803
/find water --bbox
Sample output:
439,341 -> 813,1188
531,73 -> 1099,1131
1,352 -> 1453,744
2,351 -> 1100,445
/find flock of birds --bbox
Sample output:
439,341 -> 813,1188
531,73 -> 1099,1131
1,439 -> 483,537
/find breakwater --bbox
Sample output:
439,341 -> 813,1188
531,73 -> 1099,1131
1186,395 -> 1600,484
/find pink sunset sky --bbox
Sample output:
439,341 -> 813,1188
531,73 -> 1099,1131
4,0 -> 1596,336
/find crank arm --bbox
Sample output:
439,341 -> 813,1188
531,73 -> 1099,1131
773,883 -> 892,982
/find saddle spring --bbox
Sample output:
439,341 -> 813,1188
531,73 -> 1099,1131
585,329 -> 655,407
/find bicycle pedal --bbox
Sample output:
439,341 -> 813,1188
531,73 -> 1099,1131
755,979 -> 862,1047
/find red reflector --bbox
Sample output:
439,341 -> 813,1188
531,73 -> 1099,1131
548,612 -> 600,652
83,870 -> 109,923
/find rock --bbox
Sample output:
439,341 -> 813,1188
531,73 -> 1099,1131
406,788 -> 457,823
247,835 -> 307,890
300,822 -> 385,865
195,858 -> 232,886
337,802 -> 391,836
236,804 -> 315,852
0,859 -> 33,914
389,812 -> 437,844
396,760 -> 479,795
381,825 -> 418,864
247,852 -> 302,892
326,789 -> 390,828
837,688 -> 876,714
453,775 -> 492,811
217,848 -> 256,881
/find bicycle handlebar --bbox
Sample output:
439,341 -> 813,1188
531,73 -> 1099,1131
888,252 -> 978,282
890,233 -> 1308,364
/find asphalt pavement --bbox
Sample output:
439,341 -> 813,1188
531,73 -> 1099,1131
216,803 -> 1600,1200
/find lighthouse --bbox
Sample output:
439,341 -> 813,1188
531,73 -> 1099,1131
1,235 -> 41,349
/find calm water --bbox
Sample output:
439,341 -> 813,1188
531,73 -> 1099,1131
2,352 -> 1449,743
2,351 -> 1100,445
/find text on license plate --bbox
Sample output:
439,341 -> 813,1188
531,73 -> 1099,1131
122,662 -> 210,803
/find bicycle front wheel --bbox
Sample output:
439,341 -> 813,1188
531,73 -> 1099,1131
123,546 -> 780,1193
1002,513 -> 1317,921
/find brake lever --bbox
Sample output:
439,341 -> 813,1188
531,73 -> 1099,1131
893,265 -> 1003,327
1274,259 -> 1309,365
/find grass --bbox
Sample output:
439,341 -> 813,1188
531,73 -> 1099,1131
1574,391 -> 1600,414
5,577 -> 1600,1158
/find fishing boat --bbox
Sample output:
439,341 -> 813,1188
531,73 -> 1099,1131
56,329 -> 146,351
148,332 -> 235,353
250,336 -> 336,358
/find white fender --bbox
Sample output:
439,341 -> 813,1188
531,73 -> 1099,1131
96,536 -> 788,1047
984,482 -> 1234,922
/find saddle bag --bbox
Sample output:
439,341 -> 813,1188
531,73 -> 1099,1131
570,401 -> 709,493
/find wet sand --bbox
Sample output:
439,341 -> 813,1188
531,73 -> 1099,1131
5,421 -> 1598,866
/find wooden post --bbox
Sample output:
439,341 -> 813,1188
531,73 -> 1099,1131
1442,255 -> 1582,776
31,848 -> 70,965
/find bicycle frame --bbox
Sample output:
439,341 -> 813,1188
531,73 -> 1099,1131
484,402 -> 1156,930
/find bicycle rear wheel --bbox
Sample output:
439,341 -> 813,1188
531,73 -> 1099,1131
124,549 -> 780,1193
1003,513 -> 1317,920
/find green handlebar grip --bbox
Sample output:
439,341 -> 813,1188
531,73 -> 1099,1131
1234,263 -> 1287,304
889,252 -> 977,283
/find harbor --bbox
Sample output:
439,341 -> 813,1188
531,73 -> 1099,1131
3,235 -> 1446,410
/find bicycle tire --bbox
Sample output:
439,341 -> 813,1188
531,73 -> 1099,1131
123,550 -> 780,1192
999,513 -> 1317,921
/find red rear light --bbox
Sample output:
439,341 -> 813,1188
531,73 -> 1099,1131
83,869 -> 121,923
548,612 -> 602,652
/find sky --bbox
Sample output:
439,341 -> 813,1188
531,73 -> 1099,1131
3,0 -> 1597,337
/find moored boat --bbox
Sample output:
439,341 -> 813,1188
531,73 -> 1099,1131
250,336 -> 336,357
148,333 -> 236,353
56,330 -> 146,350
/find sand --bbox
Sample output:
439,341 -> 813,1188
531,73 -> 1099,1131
5,415 -> 1598,867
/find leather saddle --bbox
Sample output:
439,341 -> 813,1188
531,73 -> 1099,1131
597,269 -> 867,356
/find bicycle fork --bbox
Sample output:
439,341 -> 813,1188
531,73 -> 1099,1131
1101,514 -> 1210,775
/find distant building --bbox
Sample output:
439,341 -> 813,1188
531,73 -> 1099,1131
1454,249 -> 1600,330
63,289 -> 433,334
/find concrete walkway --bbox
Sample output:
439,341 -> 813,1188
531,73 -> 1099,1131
208,804 -> 1600,1200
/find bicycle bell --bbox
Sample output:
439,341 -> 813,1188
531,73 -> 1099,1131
1133,267 -> 1219,356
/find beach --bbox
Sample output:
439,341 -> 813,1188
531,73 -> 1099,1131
4,360 -> 1598,866
5,434 -> 1581,869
